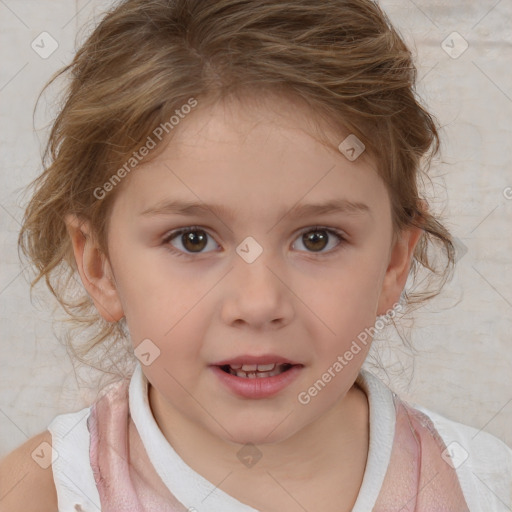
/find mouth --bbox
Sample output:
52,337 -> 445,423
219,362 -> 297,378
211,357 -> 304,398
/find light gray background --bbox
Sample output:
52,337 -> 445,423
1,0 -> 511,459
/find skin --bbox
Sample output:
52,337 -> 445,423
66,93 -> 422,512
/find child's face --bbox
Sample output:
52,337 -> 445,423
77,94 -> 417,445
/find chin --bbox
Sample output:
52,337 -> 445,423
210,414 -> 302,447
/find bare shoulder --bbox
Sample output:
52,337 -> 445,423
0,430 -> 58,512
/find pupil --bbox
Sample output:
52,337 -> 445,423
183,230 -> 207,252
304,230 -> 327,251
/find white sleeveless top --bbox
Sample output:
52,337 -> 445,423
48,363 -> 512,511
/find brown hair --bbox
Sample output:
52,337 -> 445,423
18,0 -> 455,379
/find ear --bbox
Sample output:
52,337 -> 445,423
64,214 -> 124,322
377,224 -> 423,315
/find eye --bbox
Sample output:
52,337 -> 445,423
163,226 -> 219,256
292,226 -> 345,254
162,225 -> 346,258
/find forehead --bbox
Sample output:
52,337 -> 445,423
110,94 -> 390,225
157,92 -> 349,163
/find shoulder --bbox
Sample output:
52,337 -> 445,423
0,430 -> 58,512
47,405 -> 102,511
414,404 -> 512,509
415,403 -> 512,463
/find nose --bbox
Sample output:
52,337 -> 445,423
219,246 -> 294,330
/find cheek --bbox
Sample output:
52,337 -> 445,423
110,238 -> 175,309
109,244 -> 203,345
315,255 -> 387,322
303,253 -> 388,363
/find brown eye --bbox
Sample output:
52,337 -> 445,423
181,230 -> 208,252
164,227 -> 218,255
293,227 -> 344,254
303,230 -> 328,251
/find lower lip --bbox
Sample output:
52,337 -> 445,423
210,365 -> 303,399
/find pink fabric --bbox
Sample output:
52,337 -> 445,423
374,397 -> 470,511
87,378 -> 187,512
87,377 -> 470,511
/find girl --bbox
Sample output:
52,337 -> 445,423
1,0 -> 511,510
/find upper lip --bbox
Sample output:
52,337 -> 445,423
212,354 -> 301,366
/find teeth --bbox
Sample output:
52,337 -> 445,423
256,363 -> 276,371
239,363 -> 277,372
229,363 -> 291,378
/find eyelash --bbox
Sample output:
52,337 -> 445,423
162,225 -> 347,259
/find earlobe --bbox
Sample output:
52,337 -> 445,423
377,225 -> 423,315
64,214 -> 124,323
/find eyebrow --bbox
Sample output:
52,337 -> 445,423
140,198 -> 370,221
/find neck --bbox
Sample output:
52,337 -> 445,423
148,381 -> 369,500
